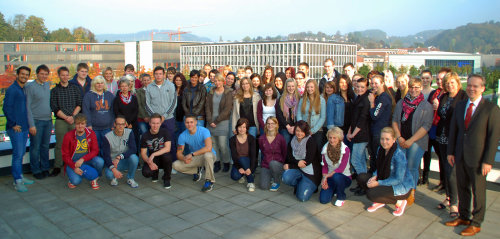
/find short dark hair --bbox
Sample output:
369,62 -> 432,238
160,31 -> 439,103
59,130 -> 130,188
209,69 -> 219,75
244,66 -> 253,72
190,70 -> 200,78
153,66 -> 165,74
57,66 -> 69,76
76,63 -> 89,71
357,77 -> 369,87
139,73 -> 151,80
185,114 -> 197,121
124,64 -> 135,72
235,118 -> 250,134
150,113 -> 162,121
166,67 -> 176,74
16,66 -> 31,75
226,72 -> 236,78
438,67 -> 452,75
294,120 -> 311,136
36,64 -> 49,74
74,113 -> 87,123
343,63 -> 354,69
299,62 -> 309,69
115,115 -> 127,122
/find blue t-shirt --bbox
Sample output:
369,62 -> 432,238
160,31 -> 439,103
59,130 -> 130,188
178,126 -> 216,155
72,134 -> 88,161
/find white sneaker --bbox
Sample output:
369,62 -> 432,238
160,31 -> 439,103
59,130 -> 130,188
247,183 -> 255,192
110,178 -> 118,186
238,177 -> 246,184
127,179 -> 139,188
334,200 -> 345,207
171,168 -> 178,174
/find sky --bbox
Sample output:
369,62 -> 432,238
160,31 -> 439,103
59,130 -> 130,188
1,0 -> 499,42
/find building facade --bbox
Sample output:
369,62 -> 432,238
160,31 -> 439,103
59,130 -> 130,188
388,51 -> 481,73
180,41 -> 357,79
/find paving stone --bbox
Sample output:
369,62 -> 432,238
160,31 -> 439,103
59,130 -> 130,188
86,207 -> 128,224
331,214 -> 387,239
199,216 -> 244,235
205,199 -> 244,215
120,226 -> 165,239
266,193 -> 300,207
247,200 -> 287,216
162,200 -> 198,216
33,199 -> 71,214
248,216 -> 292,235
69,225 -> 114,239
272,224 -> 322,239
224,193 -> 263,207
151,216 -> 195,235
224,208 -> 266,225
271,209 -> 315,225
414,221 -> 465,239
56,215 -> 100,234
142,193 -> 179,207
0,218 -> 20,239
375,214 -> 433,239
102,216 -> 145,234
132,208 -> 172,225
170,225 -> 218,239
210,186 -> 242,200
178,207 -> 220,225
14,219 -> 67,239
221,225 -> 270,239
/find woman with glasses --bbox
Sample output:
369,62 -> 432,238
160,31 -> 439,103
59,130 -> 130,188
259,117 -> 287,191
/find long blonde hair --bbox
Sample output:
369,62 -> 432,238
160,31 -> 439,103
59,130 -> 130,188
279,78 -> 299,109
396,74 -> 409,97
301,79 -> 321,115
235,77 -> 253,103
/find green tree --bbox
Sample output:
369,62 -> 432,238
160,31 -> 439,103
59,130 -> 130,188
73,27 -> 96,42
23,15 -> 48,41
409,65 -> 419,77
0,12 -> 15,41
10,14 -> 26,41
388,65 -> 398,75
398,65 -> 409,75
358,65 -> 371,77
242,36 -> 251,42
374,64 -> 385,73
48,28 -> 75,42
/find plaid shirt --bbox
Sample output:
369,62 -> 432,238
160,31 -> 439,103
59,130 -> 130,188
50,83 -> 82,119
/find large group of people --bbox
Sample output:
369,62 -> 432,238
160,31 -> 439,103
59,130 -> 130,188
3,59 -> 499,236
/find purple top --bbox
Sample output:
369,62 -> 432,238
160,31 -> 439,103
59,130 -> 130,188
258,133 -> 287,168
322,146 -> 351,178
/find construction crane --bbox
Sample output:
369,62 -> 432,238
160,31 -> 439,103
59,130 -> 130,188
150,31 -> 190,41
175,23 -> 213,41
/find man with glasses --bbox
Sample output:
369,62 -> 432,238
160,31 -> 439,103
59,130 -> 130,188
319,58 -> 340,94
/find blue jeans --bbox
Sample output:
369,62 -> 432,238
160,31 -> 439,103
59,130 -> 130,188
66,156 -> 103,185
230,157 -> 254,183
29,119 -> 53,174
248,126 -> 257,138
400,143 -> 425,189
93,128 -> 111,157
351,142 -> 368,174
279,128 -> 293,145
282,169 -> 318,202
197,119 -> 205,127
319,173 -> 352,204
104,154 -> 139,180
7,129 -> 28,181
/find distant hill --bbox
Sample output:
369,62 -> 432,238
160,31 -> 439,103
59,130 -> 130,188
425,21 -> 500,53
95,29 -> 212,42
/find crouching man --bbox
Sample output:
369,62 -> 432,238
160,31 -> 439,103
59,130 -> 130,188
62,113 -> 104,189
102,115 -> 139,188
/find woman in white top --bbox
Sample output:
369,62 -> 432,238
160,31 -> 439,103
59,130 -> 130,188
257,83 -> 278,136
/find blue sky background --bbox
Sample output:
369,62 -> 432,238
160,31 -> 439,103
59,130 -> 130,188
1,0 -> 499,41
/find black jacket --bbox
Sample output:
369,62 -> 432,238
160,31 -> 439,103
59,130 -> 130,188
229,135 -> 257,173
350,91 -> 371,143
318,70 -> 340,94
182,83 -> 207,118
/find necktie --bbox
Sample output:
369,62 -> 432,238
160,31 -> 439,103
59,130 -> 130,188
464,103 -> 473,129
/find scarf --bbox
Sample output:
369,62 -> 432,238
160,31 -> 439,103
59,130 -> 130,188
327,142 -> 342,166
120,92 -> 132,105
376,143 -> 397,180
283,95 -> 298,120
291,135 -> 311,160
431,88 -> 443,125
401,93 -> 424,122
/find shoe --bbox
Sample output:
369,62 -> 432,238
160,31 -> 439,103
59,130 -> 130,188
238,177 -> 246,184
270,183 -> 280,192
247,183 -> 255,192
152,176 -> 159,183
110,178 -> 118,186
201,180 -> 213,192
214,161 -> 221,173
407,189 -> 415,206
367,203 -> 385,212
68,181 -> 76,189
445,218 -> 471,227
432,184 -> 444,192
43,170 -> 50,178
14,180 -> 28,192
49,168 -> 61,177
393,200 -> 407,216
349,185 -> 360,192
334,200 -> 345,207
222,163 -> 230,172
33,173 -> 45,180
22,177 -> 34,185
354,188 -> 366,196
163,180 -> 171,189
193,168 -> 202,182
91,179 -> 100,190
437,198 -> 450,210
460,226 -> 481,236
171,168 -> 178,174
127,179 -> 139,188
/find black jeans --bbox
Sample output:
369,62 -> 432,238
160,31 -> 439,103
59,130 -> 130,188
357,173 -> 410,205
142,154 -> 172,181
439,144 -> 457,206
422,138 -> 442,182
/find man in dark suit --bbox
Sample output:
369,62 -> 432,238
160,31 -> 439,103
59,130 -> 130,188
445,74 -> 500,236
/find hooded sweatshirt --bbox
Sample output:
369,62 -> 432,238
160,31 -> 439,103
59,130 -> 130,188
82,90 -> 115,130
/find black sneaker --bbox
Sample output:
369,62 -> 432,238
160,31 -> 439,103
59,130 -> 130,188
349,185 -> 360,192
152,175 -> 159,183
222,163 -> 230,172
163,180 -> 171,189
49,167 -> 61,177
354,188 -> 366,196
33,173 -> 45,180
193,168 -> 202,182
213,162 -> 221,173
201,180 -> 213,192
43,170 -> 50,178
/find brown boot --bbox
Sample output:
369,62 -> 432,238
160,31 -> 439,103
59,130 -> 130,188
445,218 -> 471,227
407,189 -> 415,206
460,226 -> 481,236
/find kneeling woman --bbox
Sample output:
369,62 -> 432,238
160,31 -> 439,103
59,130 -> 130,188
319,127 -> 351,207
229,118 -> 257,192
357,127 -> 413,216
282,120 -> 322,202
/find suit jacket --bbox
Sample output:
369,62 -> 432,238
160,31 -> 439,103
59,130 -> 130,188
447,98 -> 500,168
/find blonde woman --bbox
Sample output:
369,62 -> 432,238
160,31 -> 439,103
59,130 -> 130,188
296,79 -> 326,150
395,74 -> 409,103
259,117 -> 287,191
276,78 -> 300,144
103,67 -> 118,95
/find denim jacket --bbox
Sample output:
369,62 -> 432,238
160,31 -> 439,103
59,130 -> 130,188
296,97 -> 326,134
373,147 -> 414,196
326,94 -> 344,129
